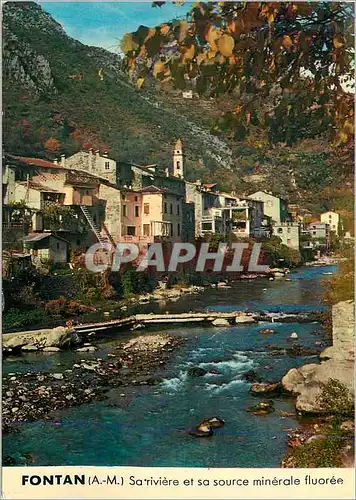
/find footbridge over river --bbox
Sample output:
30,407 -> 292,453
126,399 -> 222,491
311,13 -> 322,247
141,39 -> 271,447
73,311 -> 257,335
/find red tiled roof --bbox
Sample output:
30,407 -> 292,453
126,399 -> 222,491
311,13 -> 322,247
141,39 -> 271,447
17,180 -> 60,193
6,154 -> 118,189
9,155 -> 59,168
203,183 -> 218,188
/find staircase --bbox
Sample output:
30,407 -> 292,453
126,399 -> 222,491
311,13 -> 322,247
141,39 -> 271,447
80,205 -> 115,247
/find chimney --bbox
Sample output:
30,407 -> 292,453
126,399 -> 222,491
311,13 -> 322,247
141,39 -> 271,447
103,150 -> 108,158
165,167 -> 169,177
95,149 -> 100,158
60,154 -> 66,166
53,158 -> 59,165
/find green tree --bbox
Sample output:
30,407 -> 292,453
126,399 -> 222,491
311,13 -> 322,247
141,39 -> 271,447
122,2 -> 354,148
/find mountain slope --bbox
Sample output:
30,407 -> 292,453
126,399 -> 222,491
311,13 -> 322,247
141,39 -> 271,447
2,1 -> 235,181
2,1 -> 349,206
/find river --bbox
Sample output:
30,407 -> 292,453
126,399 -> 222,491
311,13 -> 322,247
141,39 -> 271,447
2,265 -> 336,467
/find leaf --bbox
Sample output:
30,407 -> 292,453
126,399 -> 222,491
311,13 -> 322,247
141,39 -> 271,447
269,57 -> 275,73
207,49 -> 217,59
282,35 -> 293,50
182,44 -> 195,61
335,130 -> 348,146
217,34 -> 235,57
121,33 -> 139,54
196,52 -> 207,66
343,120 -> 354,134
153,60 -> 166,77
144,28 -> 156,43
227,19 -> 243,37
160,24 -> 171,35
205,25 -> 221,51
178,20 -> 189,42
136,77 -> 145,89
333,35 -> 345,49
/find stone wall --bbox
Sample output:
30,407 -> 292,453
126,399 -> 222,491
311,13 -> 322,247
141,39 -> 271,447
282,300 -> 354,413
64,151 -> 117,185
328,300 -> 354,359
99,184 -> 122,242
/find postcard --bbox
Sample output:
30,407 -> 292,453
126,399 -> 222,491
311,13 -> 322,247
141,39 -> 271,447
2,1 -> 354,498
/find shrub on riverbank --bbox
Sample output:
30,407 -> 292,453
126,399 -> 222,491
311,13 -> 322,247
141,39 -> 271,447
3,308 -> 49,331
261,237 -> 302,268
317,379 -> 354,418
292,435 -> 345,468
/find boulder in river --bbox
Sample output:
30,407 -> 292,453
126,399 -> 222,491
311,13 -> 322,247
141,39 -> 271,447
235,314 -> 256,324
246,401 -> 275,415
189,421 -> 213,438
187,367 -> 207,377
21,345 -> 38,352
76,346 -> 97,352
241,369 -> 263,383
281,359 -> 354,413
3,326 -> 80,351
200,417 -> 225,429
212,318 -> 230,327
259,328 -> 277,335
250,382 -> 281,396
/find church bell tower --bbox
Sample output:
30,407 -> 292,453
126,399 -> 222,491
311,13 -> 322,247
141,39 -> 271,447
173,139 -> 184,178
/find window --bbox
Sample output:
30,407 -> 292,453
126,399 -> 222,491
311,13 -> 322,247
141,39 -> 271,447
127,226 -> 136,236
135,196 -> 138,202
164,202 -> 167,214
313,231 -> 316,235
57,242 -> 60,250
202,222 -> 212,231
170,203 -> 173,214
135,206 -> 139,217
143,224 -> 150,236
144,203 -> 150,215
105,161 -> 110,170
277,228 -> 283,234
287,227 -> 291,233
177,223 -> 181,236
122,194 -> 126,201
177,204 -> 180,215
176,161 -> 181,170
123,205 -> 127,217
170,224 -> 173,237
93,214 -> 97,224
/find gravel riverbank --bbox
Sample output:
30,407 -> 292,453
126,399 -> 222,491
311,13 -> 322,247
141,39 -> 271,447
2,333 -> 183,435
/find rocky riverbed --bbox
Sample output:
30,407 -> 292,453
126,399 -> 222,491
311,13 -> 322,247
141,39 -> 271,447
2,333 -> 183,435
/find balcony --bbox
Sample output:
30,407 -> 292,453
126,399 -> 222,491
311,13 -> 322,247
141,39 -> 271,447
65,172 -> 98,187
